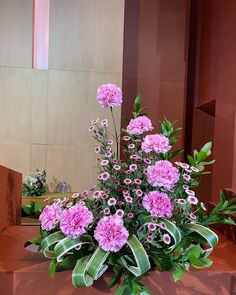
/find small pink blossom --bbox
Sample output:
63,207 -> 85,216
135,189 -> 143,197
143,158 -> 151,165
95,147 -> 101,153
201,202 -> 207,211
143,191 -> 173,218
105,151 -> 112,158
191,166 -> 199,172
93,191 -> 102,199
116,209 -> 124,218
148,223 -> 156,231
124,178 -> 132,185
107,140 -> 113,145
60,204 -> 93,239
183,174 -> 191,181
101,159 -> 109,166
125,196 -> 133,203
89,126 -> 95,132
186,189 -> 195,196
91,118 -> 99,124
94,215 -> 129,252
189,212 -> 197,220
128,144 -> 135,149
183,185 -> 189,190
99,172 -> 110,181
127,116 -> 153,135
187,195 -> 198,204
122,135 -> 131,141
175,198 -> 186,204
147,160 -> 180,189
108,197 -> 117,206
127,212 -> 134,219
142,134 -> 171,154
159,222 -> 167,229
39,204 -> 62,231
114,164 -> 121,171
147,235 -> 153,243
96,84 -> 122,108
134,179 -> 142,185
163,234 -> 171,244
103,208 -> 110,215
129,164 -> 137,171
130,155 -> 141,161
180,163 -> 190,169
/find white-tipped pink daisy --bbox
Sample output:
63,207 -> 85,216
183,174 -> 191,181
122,135 -> 131,141
147,235 -> 153,243
129,164 -> 137,172
91,118 -> 99,124
183,185 -> 189,190
187,195 -> 198,204
89,126 -> 95,131
107,140 -> 113,145
101,159 -> 109,166
103,208 -> 110,215
100,172 -> 110,181
101,119 -> 108,126
143,158 -> 151,165
135,189 -> 143,197
115,209 -> 124,218
108,197 -> 117,206
189,212 -> 197,220
114,164 -> 121,171
125,196 -> 133,203
134,179 -> 142,185
93,191 -> 102,199
191,166 -> 199,173
159,222 -> 167,230
124,178 -> 132,185
180,163 -> 190,169
105,152 -> 112,158
186,189 -> 195,196
127,212 -> 134,219
163,234 -> 171,244
94,146 -> 101,153
200,202 -> 207,211
175,198 -> 186,204
148,223 -> 156,231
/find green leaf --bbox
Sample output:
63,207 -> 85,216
171,264 -> 184,281
133,94 -> 142,113
187,155 -> 196,166
41,231 -> 66,259
189,256 -> 213,268
33,201 -> 43,214
185,244 -> 202,259
120,235 -> 151,276
108,265 -> 122,288
114,283 -> 127,295
22,204 -> 33,215
28,237 -> 42,245
196,151 -> 208,162
49,259 -> 58,279
200,142 -> 212,155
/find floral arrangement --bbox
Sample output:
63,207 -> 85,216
23,169 -> 48,197
32,84 -> 236,295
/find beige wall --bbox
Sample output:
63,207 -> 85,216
0,0 -> 124,192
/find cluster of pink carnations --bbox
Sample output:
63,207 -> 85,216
39,83 -> 205,254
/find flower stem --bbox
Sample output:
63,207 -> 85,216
110,107 -> 119,158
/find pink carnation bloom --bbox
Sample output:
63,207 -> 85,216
142,191 -> 173,218
96,84 -> 122,108
39,204 -> 62,231
147,160 -> 180,189
94,215 -> 129,252
141,134 -> 171,154
60,204 -> 93,239
126,116 -> 153,135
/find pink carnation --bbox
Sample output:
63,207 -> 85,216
142,191 -> 173,218
96,84 -> 122,108
127,116 -> 153,135
141,134 -> 171,154
94,215 -> 129,252
39,204 -> 62,231
147,160 -> 180,189
60,204 -> 93,239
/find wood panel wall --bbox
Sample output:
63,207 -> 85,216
0,0 -> 124,192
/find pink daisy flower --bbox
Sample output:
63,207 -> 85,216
94,146 -> 101,153
127,212 -> 134,219
134,179 -> 142,185
105,152 -> 112,158
141,134 -> 171,154
101,159 -> 109,166
107,140 -> 113,145
143,191 -> 173,218
122,135 -> 130,141
116,209 -> 124,218
125,196 -> 133,203
183,174 -> 191,181
147,235 -> 153,243
175,198 -> 186,204
100,172 -> 110,181
148,223 -> 156,231
127,116 -> 153,135
135,189 -> 143,197
108,197 -> 117,206
191,166 -> 199,172
129,164 -> 137,171
189,212 -> 197,220
143,158 -> 151,165
124,178 -> 132,185
159,222 -> 167,229
128,144 -> 135,149
60,204 -> 93,239
114,164 -> 121,171
93,191 -> 102,199
94,215 -> 129,252
147,160 -> 180,189
186,189 -> 195,196
96,84 -> 122,108
187,196 -> 198,204
39,204 -> 62,231
103,208 -> 110,215
163,234 -> 171,245
91,118 -> 99,124
88,126 -> 95,132
180,163 -> 190,169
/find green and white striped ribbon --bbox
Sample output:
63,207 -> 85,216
161,219 -> 182,251
120,235 -> 151,276
180,223 -> 219,257
41,231 -> 65,259
72,247 -> 109,287
54,235 -> 93,262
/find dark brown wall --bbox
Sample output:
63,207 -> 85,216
122,0 -> 188,153
193,0 -> 236,201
